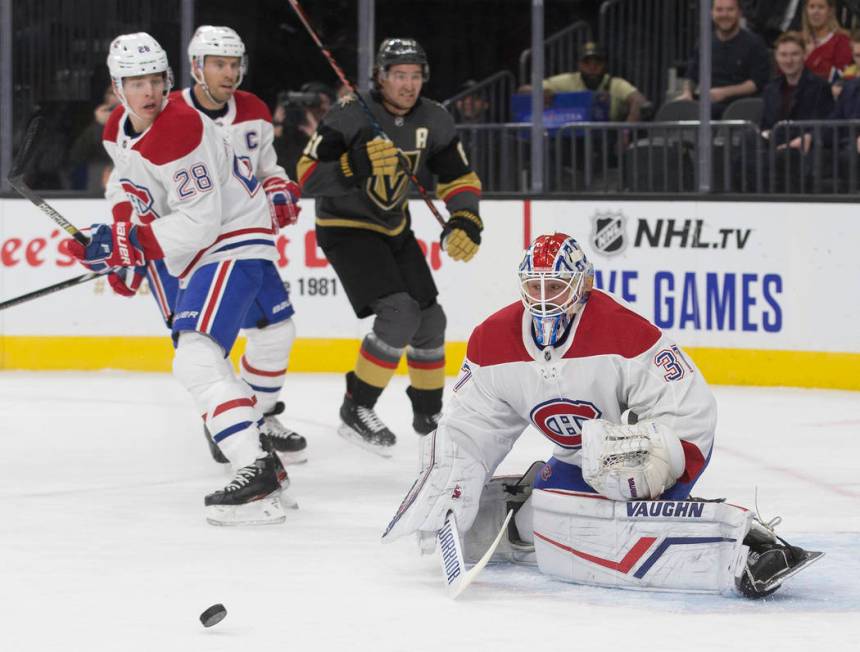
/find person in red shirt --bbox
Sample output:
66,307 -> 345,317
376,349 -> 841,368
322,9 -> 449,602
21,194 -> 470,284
803,0 -> 852,81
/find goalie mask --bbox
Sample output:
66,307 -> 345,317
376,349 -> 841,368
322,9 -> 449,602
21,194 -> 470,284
107,32 -> 173,118
518,233 -> 594,347
188,25 -> 247,101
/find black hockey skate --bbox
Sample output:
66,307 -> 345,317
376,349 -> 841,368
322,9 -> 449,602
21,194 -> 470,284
406,386 -> 443,436
204,452 -> 289,526
736,517 -> 824,598
259,401 -> 308,465
203,425 -> 230,464
338,393 -> 397,457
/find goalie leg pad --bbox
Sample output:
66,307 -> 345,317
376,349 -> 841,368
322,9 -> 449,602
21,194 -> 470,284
532,489 -> 752,594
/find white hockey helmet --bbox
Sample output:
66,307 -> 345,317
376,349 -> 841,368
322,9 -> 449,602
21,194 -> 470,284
106,32 -> 173,114
188,25 -> 247,88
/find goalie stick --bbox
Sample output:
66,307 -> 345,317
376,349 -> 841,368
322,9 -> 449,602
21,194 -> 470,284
285,0 -> 447,228
438,508 -> 514,599
7,115 -> 90,246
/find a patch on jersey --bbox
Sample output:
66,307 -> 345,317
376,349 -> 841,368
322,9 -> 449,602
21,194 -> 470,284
452,361 -> 473,392
366,149 -> 421,211
120,179 -> 159,223
529,399 -> 602,449
232,155 -> 261,197
338,94 -> 357,107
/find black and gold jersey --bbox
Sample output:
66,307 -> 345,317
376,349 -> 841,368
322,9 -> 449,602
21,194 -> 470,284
297,91 -> 481,236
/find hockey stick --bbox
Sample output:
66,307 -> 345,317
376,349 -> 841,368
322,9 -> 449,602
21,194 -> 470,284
7,115 -> 89,246
0,268 -> 114,312
438,508 -> 514,599
285,0 -> 447,228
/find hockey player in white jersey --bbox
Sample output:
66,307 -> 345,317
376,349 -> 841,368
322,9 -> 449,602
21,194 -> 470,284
109,25 -> 307,467
69,32 -> 293,526
383,233 -> 821,597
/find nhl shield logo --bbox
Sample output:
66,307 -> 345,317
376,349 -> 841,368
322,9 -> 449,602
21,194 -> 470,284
591,210 -> 627,255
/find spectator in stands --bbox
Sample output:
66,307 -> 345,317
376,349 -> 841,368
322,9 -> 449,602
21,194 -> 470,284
744,31 -> 834,191
521,42 -> 649,122
832,29 -> 860,97
680,0 -> 771,118
452,79 -> 490,124
802,0 -> 852,82
761,31 -> 834,142
67,85 -> 119,191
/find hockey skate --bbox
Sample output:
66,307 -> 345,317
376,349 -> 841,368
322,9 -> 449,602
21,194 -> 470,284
338,393 -> 397,457
412,412 -> 441,435
259,401 -> 308,465
736,516 -> 824,598
203,425 -> 230,464
204,452 -> 289,526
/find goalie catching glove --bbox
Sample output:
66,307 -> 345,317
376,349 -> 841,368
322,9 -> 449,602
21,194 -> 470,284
68,223 -> 163,270
339,137 -> 399,184
581,419 -> 686,501
382,429 -> 487,544
440,210 -> 482,262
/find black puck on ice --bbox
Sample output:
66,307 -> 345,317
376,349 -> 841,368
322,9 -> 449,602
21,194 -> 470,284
199,603 -> 227,628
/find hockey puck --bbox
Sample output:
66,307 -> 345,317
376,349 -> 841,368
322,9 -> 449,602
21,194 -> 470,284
199,603 -> 227,628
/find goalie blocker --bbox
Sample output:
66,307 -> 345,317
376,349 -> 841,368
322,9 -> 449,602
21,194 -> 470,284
464,466 -> 823,598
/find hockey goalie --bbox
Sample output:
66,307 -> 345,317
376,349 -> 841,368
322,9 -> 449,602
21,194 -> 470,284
383,232 -> 821,598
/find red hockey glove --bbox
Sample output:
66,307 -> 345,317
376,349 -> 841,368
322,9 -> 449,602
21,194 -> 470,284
263,177 -> 301,228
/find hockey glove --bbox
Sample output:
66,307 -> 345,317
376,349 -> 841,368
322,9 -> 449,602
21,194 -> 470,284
440,210 -> 483,262
382,428 -> 487,543
263,177 -> 301,228
339,137 -> 399,183
68,223 -> 161,270
107,266 -> 146,297
581,419 -> 686,501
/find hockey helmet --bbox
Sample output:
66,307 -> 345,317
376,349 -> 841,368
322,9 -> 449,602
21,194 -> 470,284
188,25 -> 247,88
375,38 -> 429,82
106,32 -> 173,115
518,233 -> 594,347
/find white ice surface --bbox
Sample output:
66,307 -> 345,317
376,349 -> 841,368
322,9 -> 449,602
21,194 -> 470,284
0,372 -> 858,652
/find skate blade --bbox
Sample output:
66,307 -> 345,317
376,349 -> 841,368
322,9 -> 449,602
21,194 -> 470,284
337,424 -> 394,458
759,550 -> 825,593
206,493 -> 286,526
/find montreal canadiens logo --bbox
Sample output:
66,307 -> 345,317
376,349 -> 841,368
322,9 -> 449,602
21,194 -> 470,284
120,178 -> 159,223
529,399 -> 601,449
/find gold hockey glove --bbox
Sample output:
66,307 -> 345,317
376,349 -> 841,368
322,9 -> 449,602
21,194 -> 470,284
339,137 -> 399,183
441,210 -> 483,262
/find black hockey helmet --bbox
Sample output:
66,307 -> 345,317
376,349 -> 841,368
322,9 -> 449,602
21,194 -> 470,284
374,38 -> 429,82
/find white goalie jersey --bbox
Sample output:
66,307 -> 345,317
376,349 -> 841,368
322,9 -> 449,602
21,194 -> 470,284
440,289 -> 717,485
102,99 -> 277,282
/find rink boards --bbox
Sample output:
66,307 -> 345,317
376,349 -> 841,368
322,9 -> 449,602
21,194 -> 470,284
0,197 -> 858,390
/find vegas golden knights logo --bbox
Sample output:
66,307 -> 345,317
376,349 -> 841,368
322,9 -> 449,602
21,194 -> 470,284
366,150 -> 421,211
